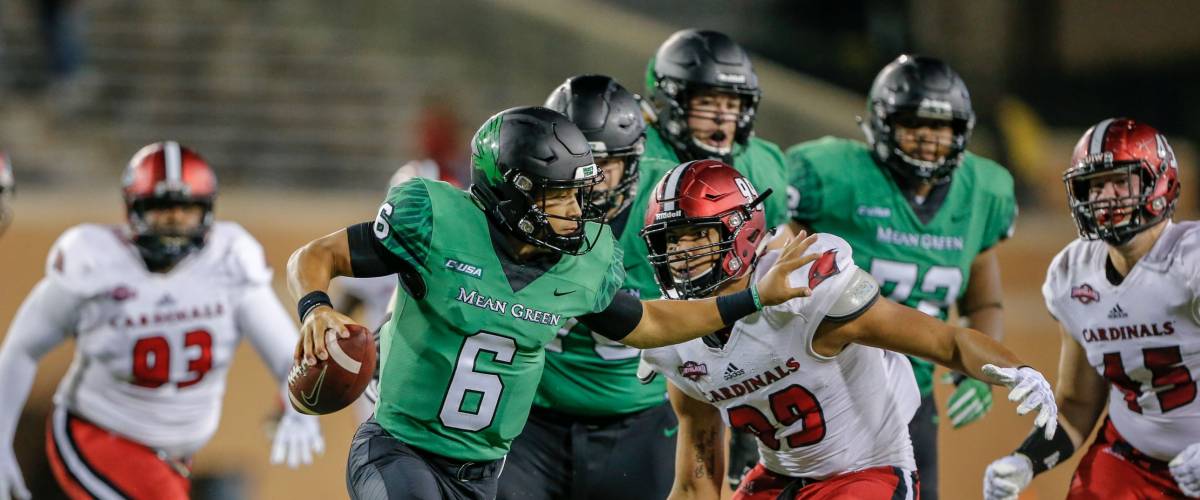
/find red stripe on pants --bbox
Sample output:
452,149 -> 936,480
45,410 -> 191,500
734,463 -> 916,499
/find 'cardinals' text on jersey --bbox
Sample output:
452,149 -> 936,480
643,233 -> 920,479
1043,221 -> 1200,461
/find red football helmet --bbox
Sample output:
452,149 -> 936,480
121,141 -> 218,269
641,159 -> 770,299
1065,118 -> 1180,245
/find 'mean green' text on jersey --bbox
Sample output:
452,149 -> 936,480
787,136 -> 1016,396
533,157 -> 676,416
642,126 -> 791,229
373,178 -> 624,461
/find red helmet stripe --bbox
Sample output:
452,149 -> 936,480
1088,118 -> 1114,156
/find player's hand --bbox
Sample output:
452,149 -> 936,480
0,447 -> 31,500
295,305 -> 355,367
942,372 -> 993,428
983,454 -> 1033,500
1170,442 -> 1200,497
270,407 -> 325,469
982,364 -> 1058,439
755,231 -> 820,307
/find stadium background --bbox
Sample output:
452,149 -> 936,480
1,0 -> 1198,498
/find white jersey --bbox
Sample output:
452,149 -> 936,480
643,234 -> 919,480
329,275 -> 397,330
3,222 -> 297,458
1043,221 -> 1200,461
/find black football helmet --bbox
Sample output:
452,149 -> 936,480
645,29 -> 761,163
469,106 -> 606,255
545,74 -> 646,218
862,54 -> 975,184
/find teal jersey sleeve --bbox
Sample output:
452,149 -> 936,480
593,241 -> 626,313
375,178 -> 435,270
969,153 -> 1019,252
745,138 -> 792,229
785,142 -> 826,223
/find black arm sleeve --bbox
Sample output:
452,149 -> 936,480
1015,419 -> 1076,475
576,291 -> 643,342
346,222 -> 427,299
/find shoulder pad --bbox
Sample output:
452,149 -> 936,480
1140,221 -> 1200,275
209,222 -> 273,286
826,268 -> 880,320
45,224 -> 132,296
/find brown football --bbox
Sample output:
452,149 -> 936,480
288,323 -> 376,415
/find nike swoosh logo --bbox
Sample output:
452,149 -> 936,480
553,289 -> 575,296
301,365 -> 328,407
663,426 -> 678,438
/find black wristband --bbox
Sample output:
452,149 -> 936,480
297,291 -> 333,323
1014,418 -> 1075,475
716,287 -> 759,325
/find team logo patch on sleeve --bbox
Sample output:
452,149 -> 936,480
1070,283 -> 1100,304
678,361 -> 708,381
807,250 -> 841,289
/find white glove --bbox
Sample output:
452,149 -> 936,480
982,364 -> 1058,439
1171,442 -> 1200,497
983,454 -> 1033,500
269,409 -> 325,469
0,447 -> 30,500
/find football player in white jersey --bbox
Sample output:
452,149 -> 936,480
0,142 -> 324,500
638,159 -> 1058,499
983,118 -> 1200,499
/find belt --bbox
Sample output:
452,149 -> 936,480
406,443 -> 505,482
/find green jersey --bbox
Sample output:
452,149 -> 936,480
642,126 -> 791,229
787,137 -> 1017,396
373,178 -> 624,461
533,157 -> 676,416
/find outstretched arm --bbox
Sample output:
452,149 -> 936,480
815,295 -> 1021,381
667,382 -> 726,500
814,294 -> 1058,437
581,232 -> 820,349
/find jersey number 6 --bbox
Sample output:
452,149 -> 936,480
439,331 -> 517,431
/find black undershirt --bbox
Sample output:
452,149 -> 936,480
1105,255 -> 1126,286
885,168 -> 952,225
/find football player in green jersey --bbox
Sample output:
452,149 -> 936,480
288,106 -> 823,500
787,54 -> 1017,500
644,29 -> 790,232
497,75 -> 680,500
645,28 -> 794,483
